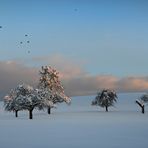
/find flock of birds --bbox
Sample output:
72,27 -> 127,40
0,8 -> 79,55
0,25 -> 31,54
20,34 -> 31,54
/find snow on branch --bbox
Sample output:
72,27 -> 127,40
92,89 -> 117,112
38,66 -> 71,105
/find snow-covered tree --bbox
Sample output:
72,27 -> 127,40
38,66 -> 71,114
35,88 -> 55,111
4,89 -> 23,117
92,89 -> 117,112
4,84 -> 43,119
136,94 -> 148,114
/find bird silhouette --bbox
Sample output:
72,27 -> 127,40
74,8 -> 78,12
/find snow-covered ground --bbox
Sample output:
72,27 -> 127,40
0,93 -> 148,148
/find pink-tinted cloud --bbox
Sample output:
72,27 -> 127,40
63,75 -> 148,96
62,75 -> 118,96
116,77 -> 148,92
32,54 -> 88,79
1,57 -> 148,98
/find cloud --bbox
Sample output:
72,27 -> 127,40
1,55 -> 148,99
32,54 -> 88,79
63,75 -> 118,96
63,75 -> 148,96
0,61 -> 38,98
116,77 -> 148,92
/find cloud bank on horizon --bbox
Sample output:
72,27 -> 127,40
1,55 -> 148,97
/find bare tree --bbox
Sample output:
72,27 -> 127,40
136,94 -> 148,114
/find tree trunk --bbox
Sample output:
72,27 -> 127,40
47,107 -> 51,114
29,109 -> 33,119
142,105 -> 145,114
15,110 -> 18,117
136,100 -> 145,114
105,106 -> 108,112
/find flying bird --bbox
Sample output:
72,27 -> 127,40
0,26 -> 2,28
25,34 -> 28,37
27,41 -> 30,43
74,8 -> 78,12
20,41 -> 23,44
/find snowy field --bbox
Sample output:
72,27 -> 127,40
0,93 -> 148,148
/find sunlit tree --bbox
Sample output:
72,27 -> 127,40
38,66 -> 71,114
92,89 -> 117,112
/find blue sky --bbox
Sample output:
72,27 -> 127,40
0,0 -> 148,96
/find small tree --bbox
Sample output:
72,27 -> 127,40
35,88 -> 55,113
4,87 -> 27,117
38,66 -> 71,114
136,94 -> 148,114
4,89 -> 23,117
4,84 -> 42,119
92,89 -> 117,112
